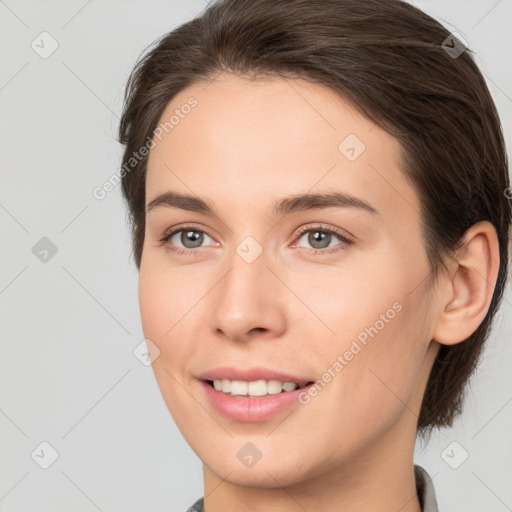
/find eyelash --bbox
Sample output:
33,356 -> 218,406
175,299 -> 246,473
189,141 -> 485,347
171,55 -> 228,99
158,223 -> 354,257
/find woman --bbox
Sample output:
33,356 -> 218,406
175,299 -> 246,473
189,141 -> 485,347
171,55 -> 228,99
117,0 -> 511,510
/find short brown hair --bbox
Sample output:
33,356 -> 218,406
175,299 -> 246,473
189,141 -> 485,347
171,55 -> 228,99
117,0 -> 511,441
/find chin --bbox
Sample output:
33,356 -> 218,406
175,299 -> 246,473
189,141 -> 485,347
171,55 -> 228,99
203,446 -> 312,488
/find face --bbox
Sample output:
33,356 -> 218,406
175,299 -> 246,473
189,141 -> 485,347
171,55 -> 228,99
139,73 -> 440,487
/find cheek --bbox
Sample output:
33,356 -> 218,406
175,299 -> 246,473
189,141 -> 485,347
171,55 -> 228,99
138,263 -> 192,376
138,258 -> 217,392
138,264 -> 205,427
138,266 -> 165,343
332,285 -> 430,431
301,257 -> 430,418
138,258 -> 199,342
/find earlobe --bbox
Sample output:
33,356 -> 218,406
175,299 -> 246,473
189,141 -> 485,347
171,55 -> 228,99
432,221 -> 500,346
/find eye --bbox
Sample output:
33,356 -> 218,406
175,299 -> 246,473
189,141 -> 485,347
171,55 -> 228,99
159,224 -> 215,255
292,224 -> 354,254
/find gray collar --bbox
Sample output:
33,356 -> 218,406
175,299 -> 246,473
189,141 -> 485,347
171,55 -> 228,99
415,464 -> 440,512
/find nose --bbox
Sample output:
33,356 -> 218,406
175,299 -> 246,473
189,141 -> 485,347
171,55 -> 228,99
208,241 -> 287,343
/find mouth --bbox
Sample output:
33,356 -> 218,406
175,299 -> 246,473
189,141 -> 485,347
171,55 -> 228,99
200,377 -> 317,422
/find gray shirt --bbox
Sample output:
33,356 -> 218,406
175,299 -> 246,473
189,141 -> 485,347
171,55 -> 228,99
186,464 -> 439,512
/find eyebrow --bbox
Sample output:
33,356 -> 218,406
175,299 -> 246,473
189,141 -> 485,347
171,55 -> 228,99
146,190 -> 379,217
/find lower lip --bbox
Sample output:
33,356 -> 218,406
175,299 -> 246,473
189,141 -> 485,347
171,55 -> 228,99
200,380 -> 313,422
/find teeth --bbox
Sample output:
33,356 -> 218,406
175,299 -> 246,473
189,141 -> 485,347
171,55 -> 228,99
221,379 -> 231,393
211,379 -> 304,397
231,380 -> 248,395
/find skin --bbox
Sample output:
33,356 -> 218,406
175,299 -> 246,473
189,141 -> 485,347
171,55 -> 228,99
139,73 -> 499,512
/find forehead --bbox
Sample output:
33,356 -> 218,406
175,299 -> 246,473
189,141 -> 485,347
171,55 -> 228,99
145,73 -> 420,222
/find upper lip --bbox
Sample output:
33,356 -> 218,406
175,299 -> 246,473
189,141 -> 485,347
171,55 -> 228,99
198,367 -> 314,388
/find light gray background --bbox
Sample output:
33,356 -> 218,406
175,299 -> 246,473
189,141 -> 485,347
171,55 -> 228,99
1,1 -> 511,511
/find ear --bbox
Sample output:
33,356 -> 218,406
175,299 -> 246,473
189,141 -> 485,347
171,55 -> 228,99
432,221 -> 500,346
